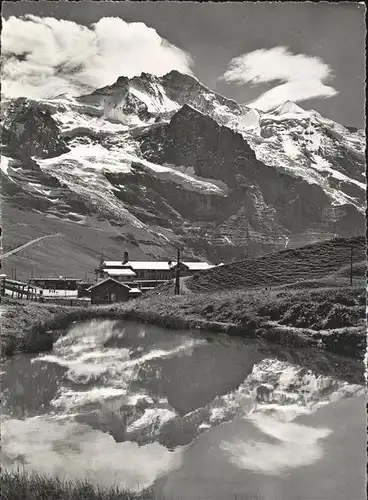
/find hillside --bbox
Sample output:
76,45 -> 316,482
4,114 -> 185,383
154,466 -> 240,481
1,70 -> 365,279
3,237 -> 366,361
185,236 -> 366,292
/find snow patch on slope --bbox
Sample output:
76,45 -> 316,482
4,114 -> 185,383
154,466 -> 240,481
233,109 -> 260,134
1,156 -> 10,175
282,136 -> 300,159
129,86 -> 178,114
311,154 -> 365,190
36,144 -> 144,228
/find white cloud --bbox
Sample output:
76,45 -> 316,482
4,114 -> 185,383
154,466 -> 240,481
1,15 -> 193,98
220,414 -> 332,475
249,80 -> 337,111
2,417 -> 183,491
223,46 -> 338,111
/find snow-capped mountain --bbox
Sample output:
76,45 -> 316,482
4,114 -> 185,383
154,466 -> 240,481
1,70 -> 365,277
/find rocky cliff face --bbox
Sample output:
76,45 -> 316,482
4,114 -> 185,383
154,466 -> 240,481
1,98 -> 69,159
138,103 -> 364,257
1,71 -> 365,274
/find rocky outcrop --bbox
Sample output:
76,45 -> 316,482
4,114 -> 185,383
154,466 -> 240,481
1,98 -> 69,159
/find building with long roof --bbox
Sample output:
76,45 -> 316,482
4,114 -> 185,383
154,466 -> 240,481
96,251 -> 215,287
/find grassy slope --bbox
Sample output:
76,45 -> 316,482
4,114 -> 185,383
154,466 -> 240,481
1,205 -> 179,281
1,237 -> 366,359
2,283 -> 366,360
186,236 -> 366,292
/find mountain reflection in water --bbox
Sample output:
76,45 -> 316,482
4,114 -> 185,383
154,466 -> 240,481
1,319 -> 365,499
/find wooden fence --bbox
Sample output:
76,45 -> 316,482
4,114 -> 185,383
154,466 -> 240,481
1,278 -> 40,300
1,278 -> 91,307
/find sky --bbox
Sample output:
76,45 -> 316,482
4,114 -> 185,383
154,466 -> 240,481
1,1 -> 366,128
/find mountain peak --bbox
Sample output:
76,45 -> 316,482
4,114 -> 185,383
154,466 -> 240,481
161,70 -> 199,86
271,101 -> 306,115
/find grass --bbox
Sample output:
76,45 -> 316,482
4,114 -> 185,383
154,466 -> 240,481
1,282 -> 365,360
186,236 -> 366,293
0,204 -> 177,282
0,469 -> 158,500
0,469 -> 260,500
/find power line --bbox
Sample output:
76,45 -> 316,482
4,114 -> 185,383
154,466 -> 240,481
174,248 -> 181,295
350,244 -> 353,286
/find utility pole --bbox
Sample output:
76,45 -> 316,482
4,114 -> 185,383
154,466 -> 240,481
350,244 -> 353,286
245,217 -> 250,258
244,191 -> 252,259
174,248 -> 180,295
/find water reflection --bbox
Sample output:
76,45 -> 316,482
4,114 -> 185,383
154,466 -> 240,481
220,413 -> 332,475
1,355 -> 66,419
1,319 -> 366,498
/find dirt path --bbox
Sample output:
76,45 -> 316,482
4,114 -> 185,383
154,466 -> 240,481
1,234 -> 62,259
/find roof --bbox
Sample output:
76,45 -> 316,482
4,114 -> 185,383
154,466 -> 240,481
29,277 -> 81,282
182,262 -> 215,271
104,261 -> 125,267
103,260 -> 215,271
129,287 -> 142,294
103,268 -> 137,277
89,278 -> 131,290
104,261 -> 172,271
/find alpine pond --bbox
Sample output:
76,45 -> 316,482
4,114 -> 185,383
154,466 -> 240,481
1,319 -> 365,500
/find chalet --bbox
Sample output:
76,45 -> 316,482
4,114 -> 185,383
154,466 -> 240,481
97,251 -> 215,284
89,278 -> 142,305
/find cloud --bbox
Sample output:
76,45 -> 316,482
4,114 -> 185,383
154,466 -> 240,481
1,15 -> 193,98
249,80 -> 337,111
222,46 -> 338,111
2,417 -> 183,491
220,414 -> 332,475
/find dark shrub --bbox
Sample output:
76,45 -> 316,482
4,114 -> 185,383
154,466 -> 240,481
356,293 -> 366,306
257,303 -> 287,320
1,336 -> 17,356
314,300 -> 334,315
322,304 -> 355,329
281,303 -> 317,328
200,305 -> 214,315
330,292 -> 357,307
237,315 -> 258,333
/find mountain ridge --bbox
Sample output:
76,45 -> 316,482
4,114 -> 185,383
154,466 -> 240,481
1,70 -> 365,279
